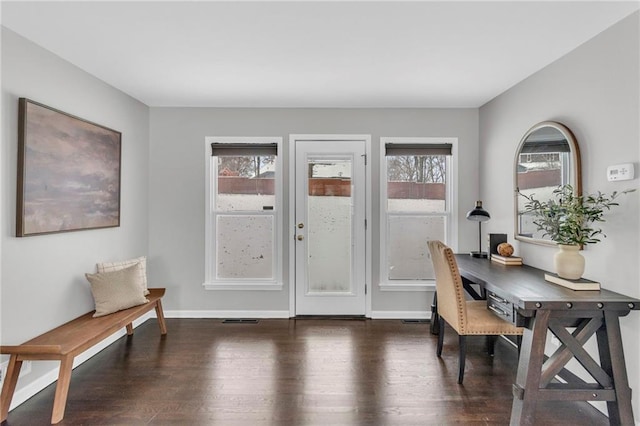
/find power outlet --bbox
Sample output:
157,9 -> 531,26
0,360 -> 32,386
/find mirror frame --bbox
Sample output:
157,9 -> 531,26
513,121 -> 582,246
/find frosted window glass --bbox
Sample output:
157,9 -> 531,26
216,215 -> 273,279
217,194 -> 276,212
387,216 -> 445,280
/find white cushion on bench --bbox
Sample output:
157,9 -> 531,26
96,256 -> 149,295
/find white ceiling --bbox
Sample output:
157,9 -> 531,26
2,1 -> 639,108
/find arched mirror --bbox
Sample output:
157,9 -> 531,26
514,121 -> 582,245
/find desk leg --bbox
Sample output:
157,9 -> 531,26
430,292 -> 440,335
461,277 -> 484,300
0,355 -> 22,422
596,311 -> 634,425
510,309 -> 550,426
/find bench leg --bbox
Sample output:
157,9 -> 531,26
155,299 -> 168,335
126,323 -> 134,335
0,355 -> 22,422
51,355 -> 74,424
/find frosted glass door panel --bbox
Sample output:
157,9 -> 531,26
307,158 -> 352,293
387,216 -> 444,280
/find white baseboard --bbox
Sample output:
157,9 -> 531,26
6,312 -> 153,412
163,310 -> 291,319
164,310 -> 430,320
370,310 -> 431,319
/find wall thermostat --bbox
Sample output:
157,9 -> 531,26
607,163 -> 634,181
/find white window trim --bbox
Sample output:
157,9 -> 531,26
203,136 -> 284,291
379,137 -> 458,292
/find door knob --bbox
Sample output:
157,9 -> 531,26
298,223 -> 304,229
297,235 -> 304,241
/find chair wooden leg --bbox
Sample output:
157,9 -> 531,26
458,335 -> 467,384
436,316 -> 445,357
488,335 -> 497,356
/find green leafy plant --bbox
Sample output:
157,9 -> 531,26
520,184 -> 635,246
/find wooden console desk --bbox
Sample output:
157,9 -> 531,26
454,254 -> 639,426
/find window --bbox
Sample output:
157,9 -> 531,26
204,137 -> 283,290
379,138 -> 457,291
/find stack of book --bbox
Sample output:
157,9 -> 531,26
544,273 -> 600,291
490,254 -> 523,266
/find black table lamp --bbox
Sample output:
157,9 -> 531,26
466,200 -> 490,258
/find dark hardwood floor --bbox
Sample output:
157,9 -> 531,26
3,319 -> 608,425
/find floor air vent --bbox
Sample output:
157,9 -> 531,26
222,319 -> 259,324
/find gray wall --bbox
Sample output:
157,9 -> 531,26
479,12 -> 640,415
0,28 -> 150,389
148,108 -> 479,314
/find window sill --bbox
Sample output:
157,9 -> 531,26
203,281 -> 283,291
379,281 -> 436,292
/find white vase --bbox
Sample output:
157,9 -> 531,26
554,244 -> 585,280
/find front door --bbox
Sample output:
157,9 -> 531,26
293,138 -> 367,315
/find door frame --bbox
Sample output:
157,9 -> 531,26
288,134 -> 372,317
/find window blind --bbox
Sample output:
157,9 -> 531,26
211,143 -> 278,156
385,143 -> 452,156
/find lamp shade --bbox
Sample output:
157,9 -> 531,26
466,201 -> 490,222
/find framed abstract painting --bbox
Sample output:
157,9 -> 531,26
16,98 -> 122,236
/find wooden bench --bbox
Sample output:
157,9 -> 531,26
0,288 -> 167,424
